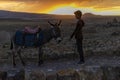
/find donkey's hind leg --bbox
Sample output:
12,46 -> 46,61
17,48 -> 26,66
38,46 -> 44,66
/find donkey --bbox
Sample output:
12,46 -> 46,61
10,20 -> 62,67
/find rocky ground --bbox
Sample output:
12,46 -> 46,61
0,56 -> 120,80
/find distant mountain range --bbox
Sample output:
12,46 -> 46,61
0,10 -> 100,20
0,10 -> 54,19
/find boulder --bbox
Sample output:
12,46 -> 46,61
75,66 -> 103,80
7,69 -> 25,80
46,72 -> 57,80
57,69 -> 76,80
29,70 -> 46,80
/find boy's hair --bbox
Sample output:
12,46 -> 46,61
74,10 -> 82,16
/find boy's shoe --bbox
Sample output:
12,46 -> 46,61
38,60 -> 44,66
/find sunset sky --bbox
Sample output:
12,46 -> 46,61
0,0 -> 120,15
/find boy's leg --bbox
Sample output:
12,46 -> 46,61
76,39 -> 84,62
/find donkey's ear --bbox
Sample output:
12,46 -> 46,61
48,21 -> 54,26
58,20 -> 62,26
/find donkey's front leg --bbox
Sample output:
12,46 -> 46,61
12,50 -> 16,67
17,48 -> 26,66
38,46 -> 44,66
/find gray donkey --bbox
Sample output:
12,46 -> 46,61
10,20 -> 62,67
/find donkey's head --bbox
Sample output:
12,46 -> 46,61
48,20 -> 62,44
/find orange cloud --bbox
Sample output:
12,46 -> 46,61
0,0 -> 119,15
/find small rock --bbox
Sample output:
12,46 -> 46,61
29,70 -> 46,80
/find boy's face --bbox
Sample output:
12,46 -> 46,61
75,14 -> 81,19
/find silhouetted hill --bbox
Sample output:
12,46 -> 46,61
0,10 -> 119,21
0,10 -> 53,19
0,10 -> 74,20
83,13 -> 95,17
82,13 -> 102,18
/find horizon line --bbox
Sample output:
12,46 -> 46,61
0,9 -> 120,16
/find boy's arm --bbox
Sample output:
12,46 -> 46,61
70,20 -> 84,40
70,24 -> 78,39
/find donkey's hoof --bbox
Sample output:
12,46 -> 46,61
38,61 -> 43,66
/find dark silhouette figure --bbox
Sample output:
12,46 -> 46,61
70,10 -> 85,64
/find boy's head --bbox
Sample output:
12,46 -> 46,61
74,10 -> 82,19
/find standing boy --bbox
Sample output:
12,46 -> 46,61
70,10 -> 85,64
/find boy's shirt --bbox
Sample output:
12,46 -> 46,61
71,19 -> 84,39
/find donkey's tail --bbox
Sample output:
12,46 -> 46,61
10,39 -> 13,50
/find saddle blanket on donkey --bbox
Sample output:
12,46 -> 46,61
14,30 -> 43,47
